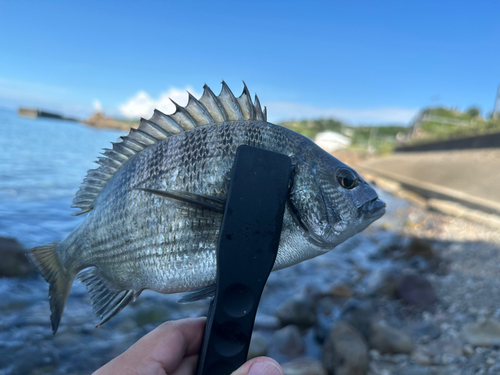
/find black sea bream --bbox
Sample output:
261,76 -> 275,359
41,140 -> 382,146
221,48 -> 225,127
28,82 -> 385,333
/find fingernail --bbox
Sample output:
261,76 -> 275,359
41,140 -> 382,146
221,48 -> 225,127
247,361 -> 283,375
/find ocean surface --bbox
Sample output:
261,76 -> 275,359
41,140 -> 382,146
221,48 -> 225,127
0,108 -> 125,248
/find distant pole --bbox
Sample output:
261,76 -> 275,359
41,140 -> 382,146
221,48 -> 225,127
494,85 -> 500,120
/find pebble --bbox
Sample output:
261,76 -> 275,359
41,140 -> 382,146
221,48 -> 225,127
281,357 -> 326,375
411,346 -> 432,366
322,321 -> 368,375
271,325 -> 305,357
369,320 -> 413,354
397,274 -> 438,310
341,299 -> 377,340
461,319 -> 500,347
366,266 -> 402,297
328,283 -> 353,298
275,297 -> 317,329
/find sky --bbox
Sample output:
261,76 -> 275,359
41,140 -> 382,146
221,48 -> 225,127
0,1 -> 498,125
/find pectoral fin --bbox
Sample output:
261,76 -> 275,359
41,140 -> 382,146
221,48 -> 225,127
137,188 -> 226,213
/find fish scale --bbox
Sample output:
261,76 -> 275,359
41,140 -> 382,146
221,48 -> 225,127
28,82 -> 385,333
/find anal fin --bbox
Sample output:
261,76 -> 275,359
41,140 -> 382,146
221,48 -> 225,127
178,284 -> 216,304
78,268 -> 136,327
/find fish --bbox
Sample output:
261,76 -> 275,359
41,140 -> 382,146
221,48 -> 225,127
27,82 -> 386,334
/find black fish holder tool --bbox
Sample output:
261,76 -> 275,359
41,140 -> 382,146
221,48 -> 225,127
194,145 -> 292,375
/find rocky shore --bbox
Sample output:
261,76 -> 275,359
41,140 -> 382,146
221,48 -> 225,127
1,188 -> 500,375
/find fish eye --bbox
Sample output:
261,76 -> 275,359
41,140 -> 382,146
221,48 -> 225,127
337,168 -> 359,189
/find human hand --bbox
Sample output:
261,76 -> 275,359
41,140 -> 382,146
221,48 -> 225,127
93,317 -> 283,375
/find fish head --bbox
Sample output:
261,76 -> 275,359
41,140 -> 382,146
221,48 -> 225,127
289,148 -> 385,249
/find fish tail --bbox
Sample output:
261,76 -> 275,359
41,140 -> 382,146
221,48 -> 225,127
27,242 -> 73,334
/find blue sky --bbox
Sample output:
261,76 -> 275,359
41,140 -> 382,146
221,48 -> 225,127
0,1 -> 498,125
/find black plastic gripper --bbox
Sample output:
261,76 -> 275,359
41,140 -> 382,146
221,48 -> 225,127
194,145 -> 292,375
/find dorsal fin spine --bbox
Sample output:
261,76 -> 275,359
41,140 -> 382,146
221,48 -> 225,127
254,94 -> 264,121
199,84 -> 228,122
72,82 -> 268,215
237,82 -> 255,121
218,81 -> 244,121
168,100 -> 198,130
138,118 -> 170,140
149,109 -> 184,133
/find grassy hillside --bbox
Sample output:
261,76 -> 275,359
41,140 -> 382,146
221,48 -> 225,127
279,119 -> 408,154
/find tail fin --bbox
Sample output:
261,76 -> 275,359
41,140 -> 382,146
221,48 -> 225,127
27,242 -> 73,334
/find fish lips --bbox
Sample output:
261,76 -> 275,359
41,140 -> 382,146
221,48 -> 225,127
359,197 -> 386,219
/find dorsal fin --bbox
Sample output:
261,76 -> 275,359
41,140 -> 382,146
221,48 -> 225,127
72,82 -> 268,215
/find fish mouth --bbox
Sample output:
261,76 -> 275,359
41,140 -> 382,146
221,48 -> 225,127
359,198 -> 386,219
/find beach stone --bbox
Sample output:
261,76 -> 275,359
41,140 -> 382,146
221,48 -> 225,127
369,320 -> 413,354
254,314 -> 281,330
328,283 -> 353,298
275,297 -> 317,329
247,332 -> 269,359
405,238 -> 435,259
398,365 -> 431,375
282,357 -> 327,375
271,325 -> 305,357
461,318 -> 500,347
322,321 -> 369,375
341,299 -> 378,340
0,237 -> 36,277
397,274 -> 438,309
366,266 -> 402,297
411,346 -> 433,366
409,321 -> 440,340
428,338 -> 463,358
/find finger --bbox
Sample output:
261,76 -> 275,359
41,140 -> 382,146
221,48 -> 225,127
131,317 -> 206,374
170,355 -> 199,375
231,357 -> 284,375
94,317 -> 206,375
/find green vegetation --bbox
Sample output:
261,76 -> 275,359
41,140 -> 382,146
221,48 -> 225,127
412,107 -> 500,143
279,118 -> 408,154
279,105 -> 500,153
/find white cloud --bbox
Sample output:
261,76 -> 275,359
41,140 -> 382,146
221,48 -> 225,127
92,99 -> 103,113
266,101 -> 419,125
119,87 -> 201,119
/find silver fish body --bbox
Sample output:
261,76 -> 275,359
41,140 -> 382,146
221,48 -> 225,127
28,83 -> 385,333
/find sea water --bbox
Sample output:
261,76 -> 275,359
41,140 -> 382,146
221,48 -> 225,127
0,108 -> 125,247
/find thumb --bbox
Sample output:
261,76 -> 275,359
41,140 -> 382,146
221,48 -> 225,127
231,357 -> 284,375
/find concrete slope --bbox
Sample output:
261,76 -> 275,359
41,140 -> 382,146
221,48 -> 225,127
356,149 -> 500,216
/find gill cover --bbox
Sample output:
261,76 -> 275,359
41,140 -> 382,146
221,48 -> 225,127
289,162 -> 332,247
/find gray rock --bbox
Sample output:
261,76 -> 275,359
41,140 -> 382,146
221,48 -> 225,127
397,365 -> 431,375
254,314 -> 281,330
282,357 -> 327,375
322,321 -> 369,375
366,265 -> 402,296
397,274 -> 438,309
271,325 -> 305,357
427,338 -> 463,358
0,237 -> 36,278
405,238 -> 435,260
328,283 -> 353,298
461,318 -> 500,347
340,299 -> 378,340
369,320 -> 413,354
411,346 -> 433,366
409,321 -> 440,341
275,297 -> 317,329
247,331 -> 269,359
